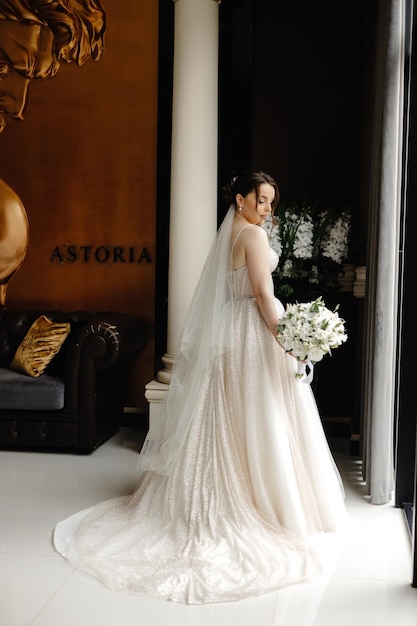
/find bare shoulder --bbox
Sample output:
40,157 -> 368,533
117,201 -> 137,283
241,224 -> 269,247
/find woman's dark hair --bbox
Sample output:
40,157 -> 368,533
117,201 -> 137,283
222,170 -> 280,211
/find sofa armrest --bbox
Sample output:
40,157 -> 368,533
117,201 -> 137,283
68,314 -> 147,370
62,313 -> 148,415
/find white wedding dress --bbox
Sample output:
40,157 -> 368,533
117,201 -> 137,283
54,229 -> 347,604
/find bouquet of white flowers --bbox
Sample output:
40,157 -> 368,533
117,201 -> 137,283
275,297 -> 348,382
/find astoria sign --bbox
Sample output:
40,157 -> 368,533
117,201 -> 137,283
50,245 -> 152,264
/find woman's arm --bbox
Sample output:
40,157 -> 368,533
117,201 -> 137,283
243,226 -> 281,336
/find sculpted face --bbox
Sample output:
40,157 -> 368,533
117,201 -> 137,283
0,20 -> 54,131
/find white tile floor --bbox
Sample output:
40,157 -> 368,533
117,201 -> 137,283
0,428 -> 416,626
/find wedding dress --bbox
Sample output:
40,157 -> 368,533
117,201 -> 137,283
54,209 -> 347,604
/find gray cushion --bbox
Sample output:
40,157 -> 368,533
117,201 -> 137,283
0,368 -> 65,410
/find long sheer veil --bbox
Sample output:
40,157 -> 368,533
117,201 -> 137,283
138,206 -> 236,476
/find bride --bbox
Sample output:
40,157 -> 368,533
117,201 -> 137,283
54,170 -> 347,604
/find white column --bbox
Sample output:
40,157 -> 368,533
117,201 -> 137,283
146,0 -> 220,414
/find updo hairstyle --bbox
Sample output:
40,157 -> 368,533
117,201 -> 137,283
222,170 -> 280,211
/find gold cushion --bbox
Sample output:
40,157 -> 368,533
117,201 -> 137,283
10,315 -> 71,378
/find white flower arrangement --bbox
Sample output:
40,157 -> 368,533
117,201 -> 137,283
319,211 -> 350,264
263,202 -> 351,303
276,297 -> 348,381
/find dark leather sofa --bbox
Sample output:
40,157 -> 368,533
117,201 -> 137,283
0,309 -> 148,453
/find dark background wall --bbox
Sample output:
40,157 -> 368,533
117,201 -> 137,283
252,0 -> 366,208
219,0 -> 369,211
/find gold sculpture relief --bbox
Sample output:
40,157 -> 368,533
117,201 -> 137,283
0,0 -> 106,305
0,0 -> 106,131
0,178 -> 29,305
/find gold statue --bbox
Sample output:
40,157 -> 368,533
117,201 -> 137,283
0,0 -> 106,304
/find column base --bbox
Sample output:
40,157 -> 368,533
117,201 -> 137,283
145,378 -> 169,433
156,353 -> 175,384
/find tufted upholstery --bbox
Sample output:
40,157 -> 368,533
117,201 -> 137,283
0,309 -> 148,453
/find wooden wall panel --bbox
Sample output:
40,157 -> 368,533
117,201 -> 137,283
0,1 -> 159,409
